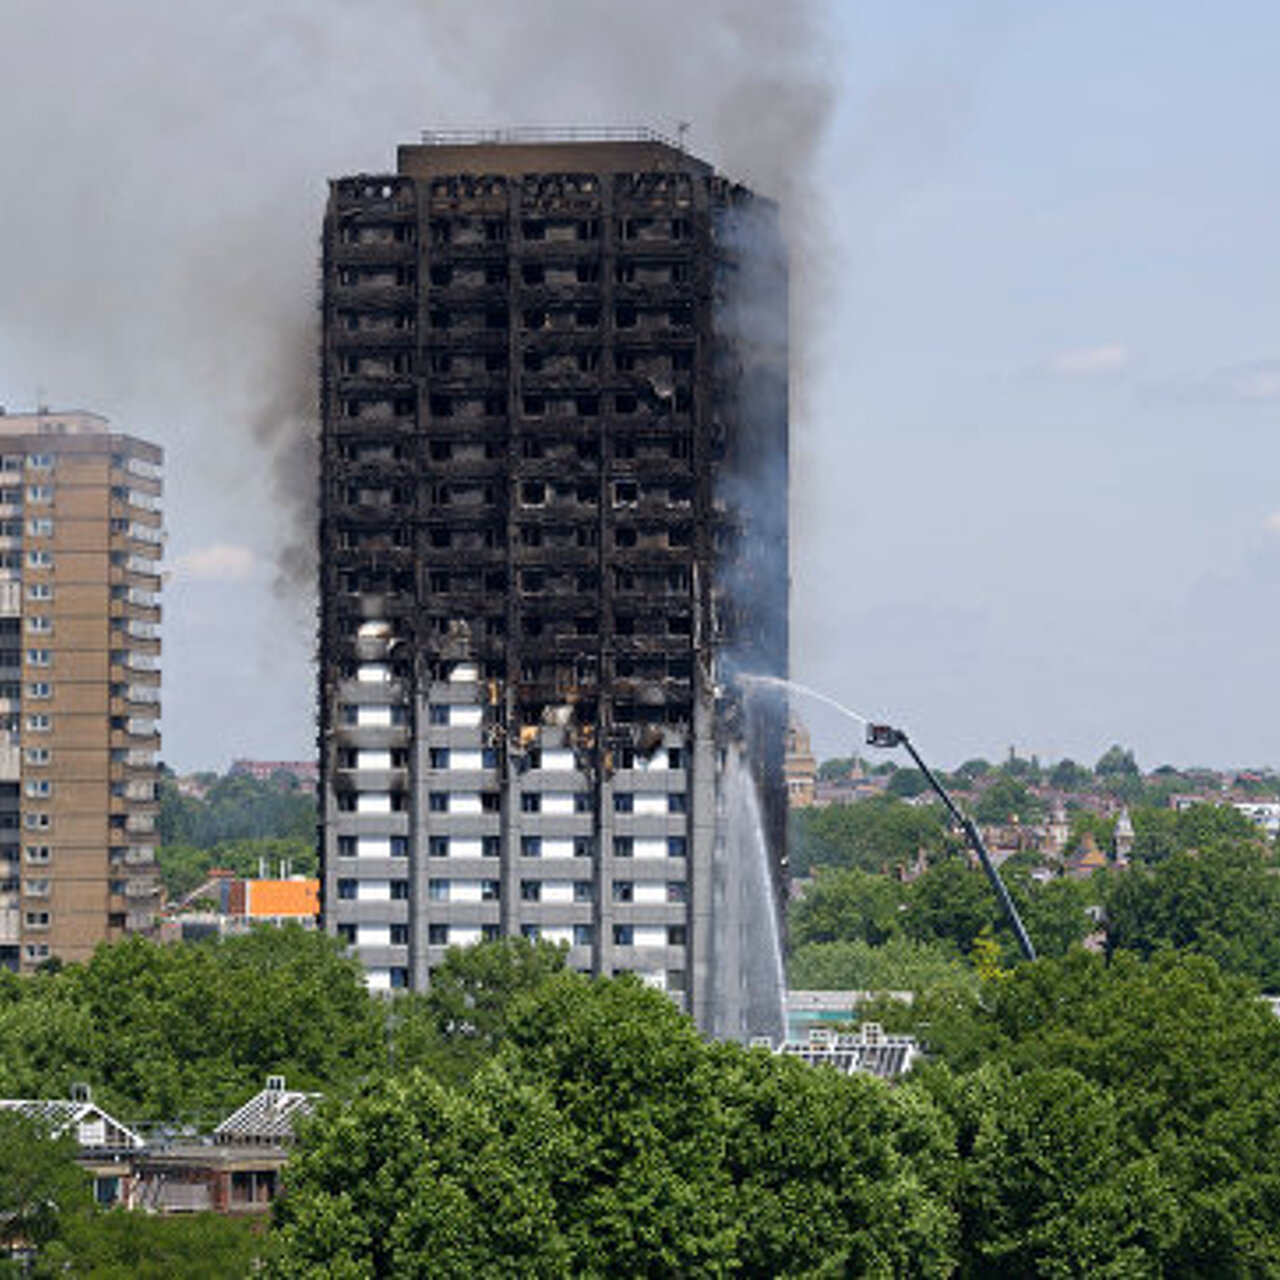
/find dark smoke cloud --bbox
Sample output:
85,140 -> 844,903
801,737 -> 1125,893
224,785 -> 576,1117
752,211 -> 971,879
0,0 -> 836,598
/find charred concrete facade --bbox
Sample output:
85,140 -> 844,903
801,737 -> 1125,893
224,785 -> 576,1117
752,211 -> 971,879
319,132 -> 787,1034
0,411 -> 163,973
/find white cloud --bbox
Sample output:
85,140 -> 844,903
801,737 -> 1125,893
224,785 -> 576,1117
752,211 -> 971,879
1145,358 -> 1280,406
1264,512 -> 1280,537
1216,360 -> 1280,402
170,542 -> 258,583
1043,341 -> 1134,378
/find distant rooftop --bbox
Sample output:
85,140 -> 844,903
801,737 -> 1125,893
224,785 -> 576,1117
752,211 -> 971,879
417,125 -> 687,150
0,408 -> 111,437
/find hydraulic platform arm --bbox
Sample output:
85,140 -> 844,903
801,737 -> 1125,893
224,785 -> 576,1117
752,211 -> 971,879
866,724 -> 1037,962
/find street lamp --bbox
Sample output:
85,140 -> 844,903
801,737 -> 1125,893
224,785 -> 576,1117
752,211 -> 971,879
866,724 -> 1037,962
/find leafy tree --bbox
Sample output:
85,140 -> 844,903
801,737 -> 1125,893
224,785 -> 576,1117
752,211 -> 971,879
1094,744 -> 1139,777
999,753 -> 1042,784
157,771 -> 315,849
0,1111 -> 89,1255
271,973 -> 961,1277
1105,840 -> 1280,987
816,756 -> 859,781
0,929 -> 383,1120
885,767 -> 929,799
917,950 -> 1280,1272
391,937 -> 569,1085
953,758 -> 993,784
789,867 -> 904,948
788,795 -> 953,876
936,1062 -> 1178,1276
1006,871 -> 1096,959
972,775 -> 1043,825
902,857 -> 1000,955
1129,802 -> 1261,864
36,1211 -> 260,1278
1046,757 -> 1091,791
788,936 -> 974,994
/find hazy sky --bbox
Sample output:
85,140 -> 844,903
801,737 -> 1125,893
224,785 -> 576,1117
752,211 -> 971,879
1,1 -> 1277,772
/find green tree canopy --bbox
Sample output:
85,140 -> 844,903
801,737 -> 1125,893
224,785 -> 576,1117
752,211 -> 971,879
1094,744 -> 1140,777
788,795 -> 952,876
0,1111 -> 89,1254
271,972 -> 960,1277
972,775 -> 1044,825
1105,840 -> 1280,987
790,867 -> 905,948
0,928 -> 382,1120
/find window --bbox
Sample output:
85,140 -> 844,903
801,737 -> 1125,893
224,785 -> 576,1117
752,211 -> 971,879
27,454 -> 53,471
614,837 -> 633,858
391,880 -> 410,900
24,814 -> 50,830
390,924 -> 409,946
26,485 -> 52,504
521,880 -> 541,902
481,880 -> 501,901
24,911 -> 50,928
521,924 -> 541,940
428,836 -> 449,858
23,748 -> 49,766
668,793 -> 688,814
667,837 -> 688,858
482,836 -> 500,858
25,618 -> 52,636
521,835 -> 541,858
667,881 -> 688,903
337,879 -> 357,899
428,924 -> 448,945
574,881 -> 594,903
337,923 -> 357,945
429,705 -> 450,725
26,650 -> 51,667
573,924 -> 594,946
429,879 -> 448,901
390,836 -> 409,857
24,714 -> 49,732
26,583 -> 53,601
337,836 -> 356,858
521,793 -> 541,813
612,881 -> 633,903
429,792 -> 448,812
574,837 -> 594,858
613,925 -> 633,946
613,793 -> 633,814
24,846 -> 50,863
26,518 -> 53,537
668,925 -> 688,947
482,924 -> 501,941
26,551 -> 52,568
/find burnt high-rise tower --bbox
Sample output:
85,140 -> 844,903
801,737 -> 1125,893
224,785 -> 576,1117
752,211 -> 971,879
318,130 -> 787,1037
